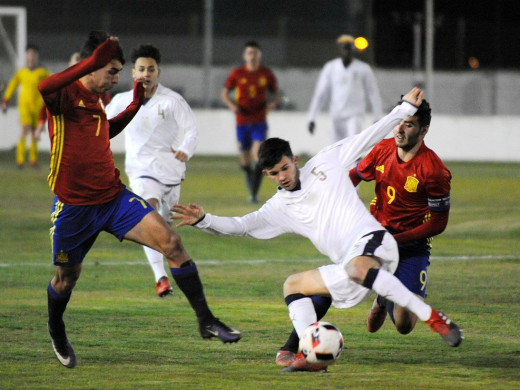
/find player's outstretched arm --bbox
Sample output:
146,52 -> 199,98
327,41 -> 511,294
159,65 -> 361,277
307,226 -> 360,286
108,79 -> 145,138
38,37 -> 120,96
171,203 -> 205,227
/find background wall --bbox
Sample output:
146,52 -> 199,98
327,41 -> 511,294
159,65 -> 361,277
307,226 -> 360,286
2,109 -> 519,162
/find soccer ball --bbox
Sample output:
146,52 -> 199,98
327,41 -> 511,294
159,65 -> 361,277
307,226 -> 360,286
299,321 -> 344,365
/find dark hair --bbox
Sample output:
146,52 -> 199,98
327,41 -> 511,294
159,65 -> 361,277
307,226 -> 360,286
26,44 -> 39,52
131,44 -> 161,64
244,40 -> 261,50
399,95 -> 432,128
258,138 -> 293,169
415,99 -> 432,128
80,31 -> 125,65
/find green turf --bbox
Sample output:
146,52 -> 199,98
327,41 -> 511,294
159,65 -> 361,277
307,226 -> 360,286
0,150 -> 519,389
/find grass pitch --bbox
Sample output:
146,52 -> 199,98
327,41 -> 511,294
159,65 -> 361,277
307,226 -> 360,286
0,150 -> 519,389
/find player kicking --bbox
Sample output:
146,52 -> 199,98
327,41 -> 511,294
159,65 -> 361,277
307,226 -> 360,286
39,31 -> 240,368
172,87 -> 463,372
106,44 -> 199,298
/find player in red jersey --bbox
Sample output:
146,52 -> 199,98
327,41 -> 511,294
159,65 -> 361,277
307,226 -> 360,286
221,41 -> 280,203
40,31 -> 241,369
350,98 -> 452,335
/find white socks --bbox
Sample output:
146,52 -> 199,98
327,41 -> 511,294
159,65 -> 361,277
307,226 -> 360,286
143,246 -> 168,282
372,269 -> 432,321
288,297 -> 317,338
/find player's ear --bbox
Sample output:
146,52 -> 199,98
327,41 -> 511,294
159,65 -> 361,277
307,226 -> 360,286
420,125 -> 429,137
131,67 -> 136,79
293,156 -> 299,166
262,169 -> 268,177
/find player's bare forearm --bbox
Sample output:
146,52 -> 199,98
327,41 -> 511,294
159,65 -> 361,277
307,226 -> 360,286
38,38 -> 119,95
171,203 -> 205,227
221,88 -> 238,113
267,90 -> 281,111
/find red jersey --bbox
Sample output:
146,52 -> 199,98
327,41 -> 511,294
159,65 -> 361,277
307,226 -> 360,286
39,38 -> 143,205
224,65 -> 278,125
354,138 -> 451,235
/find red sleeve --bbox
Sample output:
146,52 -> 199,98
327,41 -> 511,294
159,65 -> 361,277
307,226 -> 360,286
108,81 -> 144,139
349,167 -> 362,187
393,210 -> 449,244
38,38 -> 118,97
224,69 -> 237,89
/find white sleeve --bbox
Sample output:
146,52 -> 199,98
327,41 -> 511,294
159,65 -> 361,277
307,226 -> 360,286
364,66 -> 383,120
337,101 -> 418,168
171,96 -> 199,159
194,201 -> 287,239
105,94 -> 128,120
307,63 -> 331,122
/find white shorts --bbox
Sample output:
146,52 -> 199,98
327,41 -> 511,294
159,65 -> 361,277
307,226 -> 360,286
129,177 -> 181,221
318,230 -> 398,309
331,115 -> 364,142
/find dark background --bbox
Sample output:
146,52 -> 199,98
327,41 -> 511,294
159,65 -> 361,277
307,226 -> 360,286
1,0 -> 518,69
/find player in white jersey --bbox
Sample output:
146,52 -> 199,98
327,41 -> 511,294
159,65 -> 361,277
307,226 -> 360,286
308,35 -> 383,142
173,87 -> 462,371
106,44 -> 199,297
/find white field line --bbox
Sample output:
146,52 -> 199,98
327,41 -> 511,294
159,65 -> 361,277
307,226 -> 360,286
0,254 -> 518,267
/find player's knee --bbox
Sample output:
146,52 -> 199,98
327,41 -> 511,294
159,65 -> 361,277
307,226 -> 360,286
160,231 -> 184,258
283,274 -> 301,296
394,310 -> 417,335
345,256 -> 381,285
54,269 -> 80,294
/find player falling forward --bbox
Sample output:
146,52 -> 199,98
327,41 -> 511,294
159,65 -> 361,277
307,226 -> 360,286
2,44 -> 50,167
221,41 -> 280,203
106,44 -> 199,297
39,31 -> 240,369
275,96 -> 453,366
173,87 -> 463,372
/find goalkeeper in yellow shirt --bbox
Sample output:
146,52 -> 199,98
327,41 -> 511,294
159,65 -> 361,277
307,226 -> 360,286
2,44 -> 50,167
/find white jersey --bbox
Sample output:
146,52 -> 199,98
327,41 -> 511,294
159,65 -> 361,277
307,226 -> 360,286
195,102 -> 417,264
106,83 -> 199,185
308,58 -> 383,122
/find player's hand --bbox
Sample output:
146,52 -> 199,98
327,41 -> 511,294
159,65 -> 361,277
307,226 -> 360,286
267,102 -> 277,111
91,37 -> 119,68
133,78 -> 145,104
171,203 -> 205,227
401,87 -> 423,107
1,100 -> 8,114
170,146 -> 188,162
230,104 -> 240,114
308,121 -> 315,135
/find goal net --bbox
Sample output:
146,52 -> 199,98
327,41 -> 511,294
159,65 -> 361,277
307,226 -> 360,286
0,6 -> 26,94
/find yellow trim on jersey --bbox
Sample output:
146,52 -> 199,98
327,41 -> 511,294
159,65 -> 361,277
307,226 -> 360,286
47,115 -> 65,191
49,200 -> 64,252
